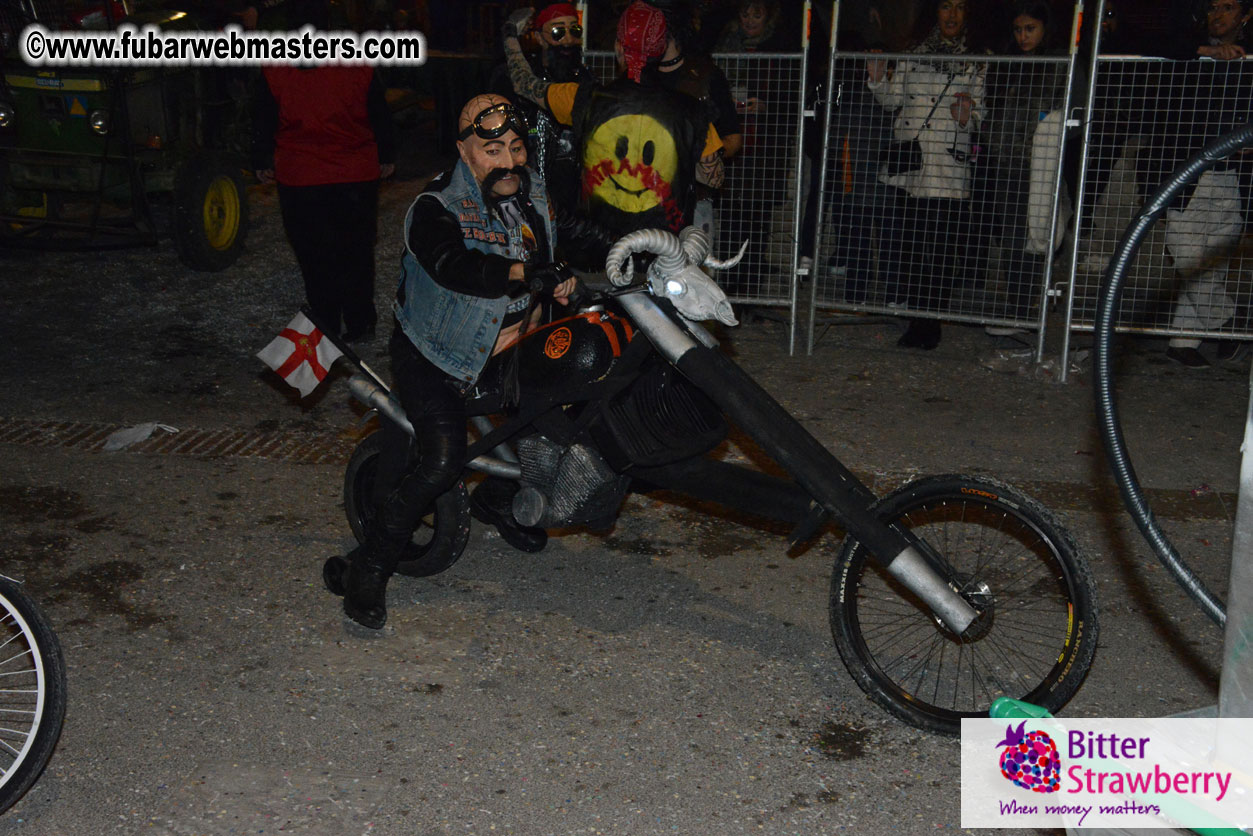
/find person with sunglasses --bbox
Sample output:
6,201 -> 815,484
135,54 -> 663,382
490,3 -> 596,219
502,1 -> 725,247
322,93 -> 580,630
537,4 -> 587,61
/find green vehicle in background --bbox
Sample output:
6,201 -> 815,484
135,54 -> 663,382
0,0 -> 249,270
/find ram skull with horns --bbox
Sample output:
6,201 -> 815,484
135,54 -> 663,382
605,228 -> 745,326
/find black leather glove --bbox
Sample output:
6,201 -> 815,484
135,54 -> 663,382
502,7 -> 534,40
524,261 -> 574,296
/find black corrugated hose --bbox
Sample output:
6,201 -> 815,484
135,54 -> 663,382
1093,122 -> 1253,628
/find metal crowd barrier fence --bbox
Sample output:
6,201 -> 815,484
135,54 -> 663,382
806,48 -> 1078,358
507,5 -> 1253,368
581,44 -> 811,352
1065,56 -> 1253,350
575,7 -> 1253,372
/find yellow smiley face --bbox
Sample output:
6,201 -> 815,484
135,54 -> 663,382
583,114 -> 679,214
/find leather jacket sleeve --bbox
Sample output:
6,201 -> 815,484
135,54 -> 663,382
407,195 -> 514,299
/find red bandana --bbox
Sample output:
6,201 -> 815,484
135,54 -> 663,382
617,1 -> 667,82
534,3 -> 578,30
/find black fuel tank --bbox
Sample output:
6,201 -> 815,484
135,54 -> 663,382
513,310 -> 634,392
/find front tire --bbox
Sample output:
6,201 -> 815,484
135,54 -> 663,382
0,576 -> 67,815
343,431 -> 472,577
829,474 -> 1098,735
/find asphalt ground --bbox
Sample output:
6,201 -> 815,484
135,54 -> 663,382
1,132 -> 1249,834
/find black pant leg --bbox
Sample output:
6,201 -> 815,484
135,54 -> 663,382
368,329 -> 468,569
900,197 -> 939,310
1002,184 -> 1045,318
903,197 -> 967,313
335,180 -> 380,336
279,183 -> 342,334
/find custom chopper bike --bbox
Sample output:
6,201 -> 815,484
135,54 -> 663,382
339,227 -> 1099,735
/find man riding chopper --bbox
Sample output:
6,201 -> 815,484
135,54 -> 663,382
310,95 -> 1098,734
323,93 -> 578,630
310,11 -> 1099,736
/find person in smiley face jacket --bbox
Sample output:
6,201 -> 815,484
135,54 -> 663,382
502,0 -> 724,258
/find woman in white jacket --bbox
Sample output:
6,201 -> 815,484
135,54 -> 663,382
867,0 -> 985,349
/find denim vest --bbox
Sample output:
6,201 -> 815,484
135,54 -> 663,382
394,160 -> 554,384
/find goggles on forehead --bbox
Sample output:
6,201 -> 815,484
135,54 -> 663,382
458,102 -> 529,141
546,22 -> 583,40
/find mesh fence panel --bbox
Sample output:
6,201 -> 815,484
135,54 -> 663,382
811,51 -> 1072,331
707,51 -> 805,305
1070,57 -> 1253,337
582,49 -> 806,307
581,50 -> 617,84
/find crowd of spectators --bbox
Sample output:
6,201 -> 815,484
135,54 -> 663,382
806,0 -> 1252,352
465,0 -> 1250,354
238,0 -> 1251,358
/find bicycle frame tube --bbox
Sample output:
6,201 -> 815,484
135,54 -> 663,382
619,293 -> 979,635
347,374 -> 522,479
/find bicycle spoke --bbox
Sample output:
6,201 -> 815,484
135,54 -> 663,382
0,649 -> 34,669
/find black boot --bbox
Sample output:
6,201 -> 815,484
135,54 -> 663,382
323,545 -> 392,629
322,554 -> 349,595
328,409 -> 464,628
343,556 -> 390,629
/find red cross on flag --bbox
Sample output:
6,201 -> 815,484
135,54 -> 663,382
256,311 -> 346,397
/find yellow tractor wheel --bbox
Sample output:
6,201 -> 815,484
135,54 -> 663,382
173,155 -> 249,272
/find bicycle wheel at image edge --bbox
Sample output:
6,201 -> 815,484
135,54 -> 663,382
0,577 -> 66,814
829,474 -> 1098,735
343,431 -> 472,578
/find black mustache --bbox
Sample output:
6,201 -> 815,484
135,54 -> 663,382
482,166 -> 529,192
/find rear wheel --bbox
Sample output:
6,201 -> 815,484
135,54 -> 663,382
173,155 -> 248,272
829,474 -> 1098,735
343,431 -> 472,577
0,576 -> 66,815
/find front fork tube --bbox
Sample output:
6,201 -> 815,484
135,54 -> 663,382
673,343 -> 978,635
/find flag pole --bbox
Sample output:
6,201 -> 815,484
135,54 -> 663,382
299,306 -> 390,392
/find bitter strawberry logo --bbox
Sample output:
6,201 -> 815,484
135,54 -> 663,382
996,721 -> 1061,793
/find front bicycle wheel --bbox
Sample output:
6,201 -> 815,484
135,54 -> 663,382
0,576 -> 67,814
830,474 -> 1097,735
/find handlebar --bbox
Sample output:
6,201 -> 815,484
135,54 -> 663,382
521,264 -> 573,300
526,270 -> 564,296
